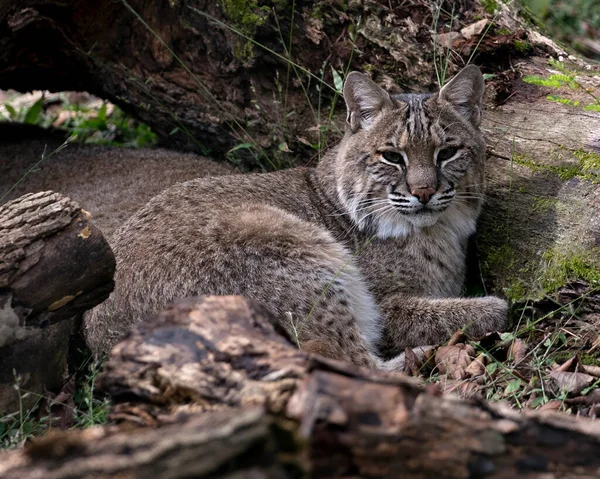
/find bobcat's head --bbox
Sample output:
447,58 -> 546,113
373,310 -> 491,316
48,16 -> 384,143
333,65 -> 486,239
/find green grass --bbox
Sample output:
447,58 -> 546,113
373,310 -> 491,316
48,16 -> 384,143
0,357 -> 110,450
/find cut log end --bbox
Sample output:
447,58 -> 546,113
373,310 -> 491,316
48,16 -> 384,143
0,190 -> 115,413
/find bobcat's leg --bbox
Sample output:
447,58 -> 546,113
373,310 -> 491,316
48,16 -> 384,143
234,213 -> 384,368
377,295 -> 508,359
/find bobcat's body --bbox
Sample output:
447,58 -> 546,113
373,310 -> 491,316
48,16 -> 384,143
85,66 -> 508,369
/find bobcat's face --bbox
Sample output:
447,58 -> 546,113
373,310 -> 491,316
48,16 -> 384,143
336,66 -> 486,238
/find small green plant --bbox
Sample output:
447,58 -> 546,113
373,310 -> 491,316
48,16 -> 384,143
73,357 -> 110,429
1,93 -> 157,148
0,357 -> 110,450
0,372 -> 46,449
522,58 -> 600,111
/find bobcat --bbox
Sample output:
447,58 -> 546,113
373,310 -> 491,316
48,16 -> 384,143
85,65 -> 508,370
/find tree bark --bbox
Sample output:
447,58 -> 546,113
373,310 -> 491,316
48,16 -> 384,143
0,191 -> 115,413
0,0 -> 540,159
3,295 -> 600,478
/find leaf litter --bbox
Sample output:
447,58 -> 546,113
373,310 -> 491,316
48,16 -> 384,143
402,281 -> 600,418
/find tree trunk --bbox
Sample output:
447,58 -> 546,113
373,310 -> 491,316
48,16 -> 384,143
2,295 -> 600,478
0,0 -> 549,159
0,191 -> 115,413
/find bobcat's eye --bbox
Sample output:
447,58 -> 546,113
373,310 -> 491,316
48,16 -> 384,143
437,147 -> 458,163
381,151 -> 405,166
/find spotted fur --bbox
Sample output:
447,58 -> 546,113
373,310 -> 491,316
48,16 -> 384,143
85,65 -> 507,369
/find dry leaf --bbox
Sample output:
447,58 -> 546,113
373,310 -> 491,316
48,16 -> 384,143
435,344 -> 475,380
447,330 -> 467,346
403,347 -> 421,376
590,403 -> 600,417
582,364 -> 600,378
538,400 -> 563,413
556,354 -> 579,372
465,354 -> 488,378
549,370 -> 595,395
460,19 -> 488,40
508,339 -> 528,364
41,377 -> 76,430
437,378 -> 479,398
565,389 -> 600,406
435,32 -> 462,49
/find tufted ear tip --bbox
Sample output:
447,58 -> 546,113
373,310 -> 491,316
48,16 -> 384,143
343,72 -> 393,133
438,65 -> 484,126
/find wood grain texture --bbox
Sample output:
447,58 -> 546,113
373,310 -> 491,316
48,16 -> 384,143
0,191 -> 115,413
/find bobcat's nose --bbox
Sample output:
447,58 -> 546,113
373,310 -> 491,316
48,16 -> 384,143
411,186 -> 436,204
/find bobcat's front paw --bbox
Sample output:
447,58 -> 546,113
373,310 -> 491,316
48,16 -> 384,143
473,296 -> 508,335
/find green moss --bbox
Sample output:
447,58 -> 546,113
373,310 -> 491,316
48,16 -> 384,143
552,353 -> 600,367
574,149 -> 600,172
512,154 -> 576,180
310,5 -> 324,20
513,39 -> 531,52
540,248 -> 600,293
221,0 -> 272,60
481,243 -> 527,300
495,27 -> 512,36
580,354 -> 600,366
512,152 -> 599,182
531,196 -> 559,213
504,279 -> 530,302
481,0 -> 499,14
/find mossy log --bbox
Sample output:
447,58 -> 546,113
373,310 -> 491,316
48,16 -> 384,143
2,295 -> 600,478
0,191 -> 115,413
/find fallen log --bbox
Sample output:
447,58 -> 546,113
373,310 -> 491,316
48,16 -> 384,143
1,1 -> 600,297
0,191 -> 115,413
0,408 -> 305,479
3,295 -> 600,478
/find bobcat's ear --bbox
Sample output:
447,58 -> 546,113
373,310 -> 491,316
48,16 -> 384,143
438,65 -> 484,127
343,72 -> 393,133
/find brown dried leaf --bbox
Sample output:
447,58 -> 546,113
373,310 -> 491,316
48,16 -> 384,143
549,370 -> 595,395
422,346 -> 437,367
556,354 -> 579,372
447,330 -> 467,346
538,400 -> 563,413
403,347 -> 422,376
44,377 -> 76,430
464,354 -> 488,378
435,32 -> 462,49
460,19 -> 488,40
435,344 -> 475,380
437,378 -> 479,398
582,364 -> 600,378
508,339 -> 528,364
565,389 -> 600,406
